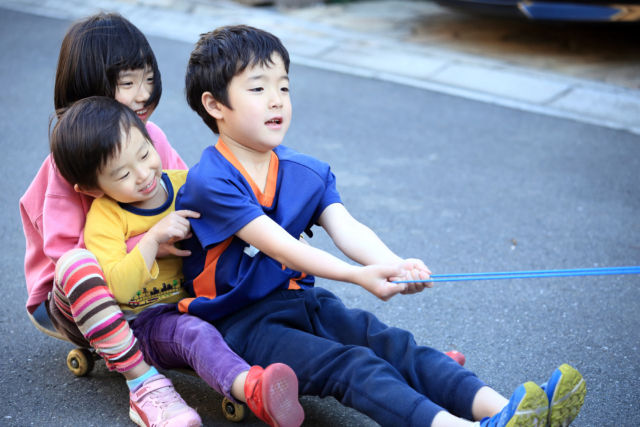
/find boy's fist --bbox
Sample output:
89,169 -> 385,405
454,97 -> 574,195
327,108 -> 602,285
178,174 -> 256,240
358,265 -> 409,301
357,259 -> 433,301
389,259 -> 433,295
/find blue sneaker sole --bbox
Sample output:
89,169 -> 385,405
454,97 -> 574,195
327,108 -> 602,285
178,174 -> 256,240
546,365 -> 586,427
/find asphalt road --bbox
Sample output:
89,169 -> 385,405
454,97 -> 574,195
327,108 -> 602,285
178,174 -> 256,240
1,7 -> 639,427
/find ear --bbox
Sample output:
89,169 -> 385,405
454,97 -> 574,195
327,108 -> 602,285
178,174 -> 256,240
202,92 -> 225,120
74,183 -> 104,199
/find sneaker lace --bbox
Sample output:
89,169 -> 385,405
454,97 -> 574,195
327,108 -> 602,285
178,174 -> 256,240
149,386 -> 190,420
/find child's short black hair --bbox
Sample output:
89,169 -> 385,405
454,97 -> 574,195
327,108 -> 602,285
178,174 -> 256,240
51,96 -> 152,190
185,25 -> 290,134
54,12 -> 162,112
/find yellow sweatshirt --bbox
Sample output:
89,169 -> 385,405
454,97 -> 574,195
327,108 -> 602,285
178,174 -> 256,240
84,170 -> 189,315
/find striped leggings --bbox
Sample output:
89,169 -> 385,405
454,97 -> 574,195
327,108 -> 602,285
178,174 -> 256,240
53,249 -> 144,373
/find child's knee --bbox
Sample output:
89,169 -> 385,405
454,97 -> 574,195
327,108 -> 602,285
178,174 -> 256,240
55,248 -> 101,289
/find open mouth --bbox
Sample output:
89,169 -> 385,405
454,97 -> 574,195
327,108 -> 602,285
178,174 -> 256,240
136,108 -> 149,119
265,117 -> 283,127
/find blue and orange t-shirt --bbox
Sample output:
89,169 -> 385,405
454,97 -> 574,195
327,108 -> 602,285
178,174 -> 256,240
176,139 -> 342,322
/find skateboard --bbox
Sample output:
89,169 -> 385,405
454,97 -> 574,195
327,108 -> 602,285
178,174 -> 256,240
27,302 -> 248,423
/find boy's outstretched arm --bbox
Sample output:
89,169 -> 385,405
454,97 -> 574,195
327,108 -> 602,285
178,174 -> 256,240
318,203 -> 433,295
236,215 -> 408,301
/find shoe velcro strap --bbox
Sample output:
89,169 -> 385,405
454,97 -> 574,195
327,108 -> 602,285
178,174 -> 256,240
131,378 -> 174,402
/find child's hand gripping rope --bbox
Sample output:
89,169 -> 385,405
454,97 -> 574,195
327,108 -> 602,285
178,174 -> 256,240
358,259 -> 433,301
391,259 -> 434,295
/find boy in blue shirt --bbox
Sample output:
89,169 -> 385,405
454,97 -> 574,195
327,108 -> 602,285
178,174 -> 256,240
177,25 -> 586,427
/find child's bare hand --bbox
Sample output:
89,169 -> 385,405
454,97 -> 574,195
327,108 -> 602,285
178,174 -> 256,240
388,259 -> 433,295
357,265 -> 409,301
156,233 -> 193,258
149,210 -> 200,246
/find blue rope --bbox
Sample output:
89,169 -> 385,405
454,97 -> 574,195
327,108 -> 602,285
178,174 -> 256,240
392,266 -> 640,284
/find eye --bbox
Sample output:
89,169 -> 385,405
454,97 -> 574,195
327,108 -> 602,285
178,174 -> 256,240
118,81 -> 133,88
142,150 -> 149,160
118,172 -> 130,181
281,87 -> 289,93
249,87 -> 264,93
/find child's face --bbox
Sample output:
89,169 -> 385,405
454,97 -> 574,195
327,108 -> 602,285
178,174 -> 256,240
216,54 -> 291,152
94,126 -> 163,208
115,68 -> 155,123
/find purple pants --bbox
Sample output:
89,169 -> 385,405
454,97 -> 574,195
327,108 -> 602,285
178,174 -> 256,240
50,297 -> 250,400
130,304 -> 250,401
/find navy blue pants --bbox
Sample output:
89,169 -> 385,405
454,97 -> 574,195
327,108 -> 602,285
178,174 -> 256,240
214,288 -> 486,427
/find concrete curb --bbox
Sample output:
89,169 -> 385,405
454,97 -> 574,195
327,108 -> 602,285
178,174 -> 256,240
2,0 -> 639,134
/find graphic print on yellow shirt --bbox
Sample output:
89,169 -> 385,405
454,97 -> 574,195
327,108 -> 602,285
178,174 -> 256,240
84,170 -> 190,315
127,277 -> 187,308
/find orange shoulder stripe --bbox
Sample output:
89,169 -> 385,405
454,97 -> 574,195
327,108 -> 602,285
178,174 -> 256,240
215,139 -> 279,208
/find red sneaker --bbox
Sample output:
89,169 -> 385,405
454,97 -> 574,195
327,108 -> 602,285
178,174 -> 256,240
445,350 -> 466,366
244,364 -> 305,427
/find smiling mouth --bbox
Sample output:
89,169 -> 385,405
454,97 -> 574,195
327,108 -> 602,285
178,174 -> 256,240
140,177 -> 156,193
265,117 -> 282,125
136,108 -> 148,117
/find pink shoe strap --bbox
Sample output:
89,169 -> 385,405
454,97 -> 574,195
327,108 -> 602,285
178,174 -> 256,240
131,378 -> 174,402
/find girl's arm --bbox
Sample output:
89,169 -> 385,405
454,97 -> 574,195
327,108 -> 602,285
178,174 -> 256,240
41,166 -> 92,264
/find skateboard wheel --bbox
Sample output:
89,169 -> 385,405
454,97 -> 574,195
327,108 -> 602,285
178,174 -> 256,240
222,397 -> 248,422
67,348 -> 95,376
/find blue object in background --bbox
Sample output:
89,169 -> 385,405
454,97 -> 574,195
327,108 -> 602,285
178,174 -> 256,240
518,1 -> 623,21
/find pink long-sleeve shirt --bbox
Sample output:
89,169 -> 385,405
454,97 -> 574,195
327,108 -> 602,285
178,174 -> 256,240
20,122 -> 188,314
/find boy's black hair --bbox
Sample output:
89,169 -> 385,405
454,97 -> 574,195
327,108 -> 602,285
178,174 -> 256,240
54,12 -> 162,113
185,25 -> 290,134
51,96 -> 152,190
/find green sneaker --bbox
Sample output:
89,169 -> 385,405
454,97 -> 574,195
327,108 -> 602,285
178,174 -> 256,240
541,364 -> 586,427
479,382 -> 549,427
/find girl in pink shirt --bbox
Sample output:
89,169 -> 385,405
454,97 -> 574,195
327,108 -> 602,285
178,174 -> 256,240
20,12 -> 303,427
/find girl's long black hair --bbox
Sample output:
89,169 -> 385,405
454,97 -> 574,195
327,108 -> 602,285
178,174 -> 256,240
54,12 -> 161,114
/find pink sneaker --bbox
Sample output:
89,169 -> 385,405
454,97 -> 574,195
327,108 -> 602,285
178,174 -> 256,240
129,376 -> 202,427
